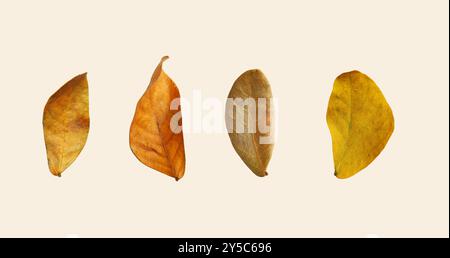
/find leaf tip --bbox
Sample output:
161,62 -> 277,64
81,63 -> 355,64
334,170 -> 352,180
337,70 -> 361,80
49,166 -> 63,177
254,171 -> 268,177
161,56 -> 169,63
51,171 -> 62,177
77,72 -> 88,80
245,68 -> 265,78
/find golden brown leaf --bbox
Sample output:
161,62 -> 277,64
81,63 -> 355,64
225,69 -> 274,177
326,70 -> 394,179
43,73 -> 90,177
129,56 -> 186,181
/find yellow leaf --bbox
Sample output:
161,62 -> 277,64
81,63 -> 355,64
225,69 -> 274,177
43,73 -> 90,177
326,70 -> 394,179
129,56 -> 186,181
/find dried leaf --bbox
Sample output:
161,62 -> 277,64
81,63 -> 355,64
225,69 -> 274,177
326,70 -> 394,179
43,73 -> 90,177
129,56 -> 186,181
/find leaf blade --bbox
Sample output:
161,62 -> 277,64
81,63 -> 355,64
326,70 -> 394,179
129,56 -> 186,181
43,73 -> 90,176
226,69 -> 274,177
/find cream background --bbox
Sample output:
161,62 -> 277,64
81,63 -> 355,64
0,0 -> 448,237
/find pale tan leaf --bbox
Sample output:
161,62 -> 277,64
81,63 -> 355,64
225,69 -> 274,177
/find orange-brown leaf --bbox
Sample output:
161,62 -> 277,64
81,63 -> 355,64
129,56 -> 186,181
